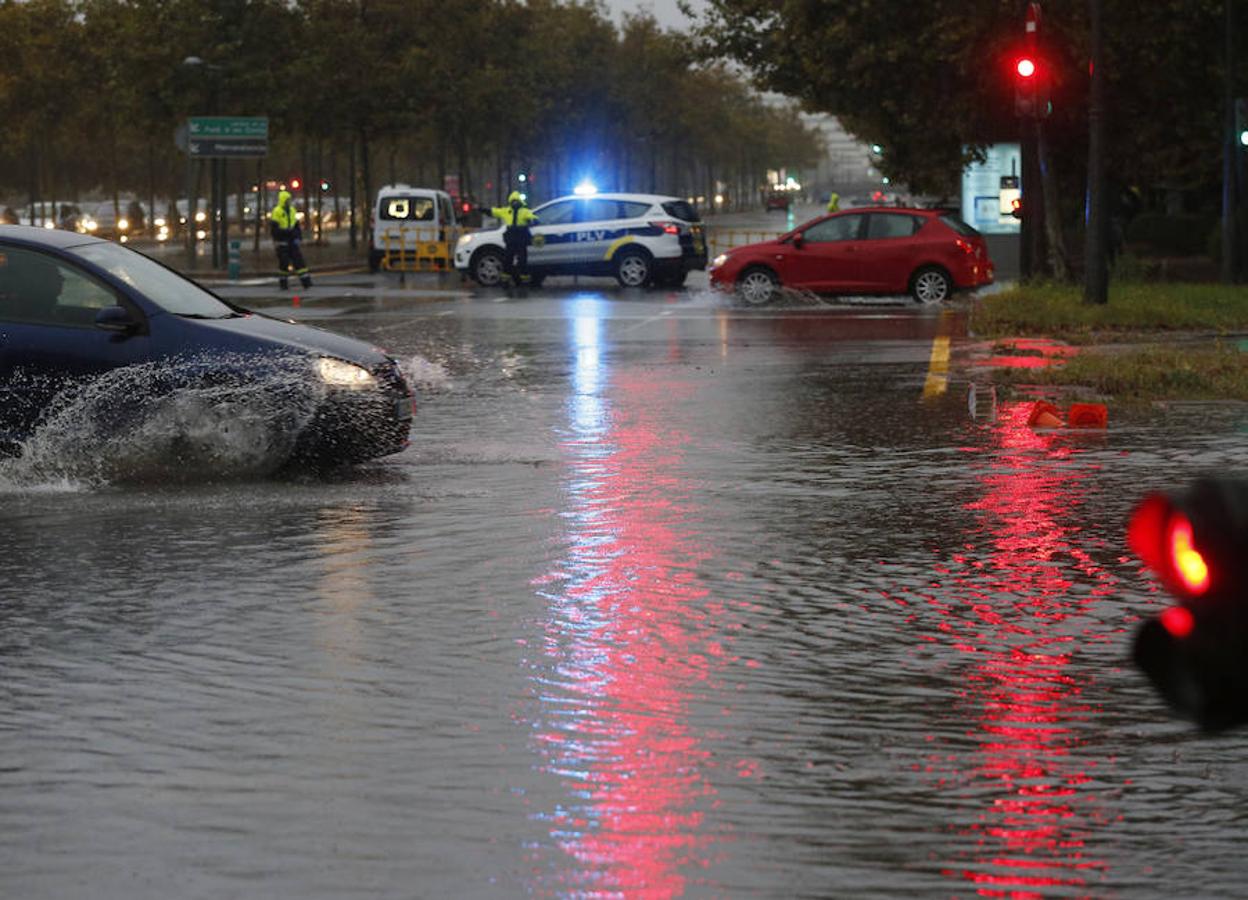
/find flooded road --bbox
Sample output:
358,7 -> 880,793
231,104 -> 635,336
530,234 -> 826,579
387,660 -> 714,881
3,280 -> 1247,898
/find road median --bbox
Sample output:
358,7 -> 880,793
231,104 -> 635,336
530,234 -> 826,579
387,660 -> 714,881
969,282 -> 1248,403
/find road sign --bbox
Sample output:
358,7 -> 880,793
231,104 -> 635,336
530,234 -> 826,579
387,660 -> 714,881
188,117 -> 268,139
181,117 -> 268,158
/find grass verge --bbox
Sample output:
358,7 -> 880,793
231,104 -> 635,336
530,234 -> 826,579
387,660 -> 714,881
992,342 -> 1248,404
970,281 -> 1248,340
970,283 -> 1248,403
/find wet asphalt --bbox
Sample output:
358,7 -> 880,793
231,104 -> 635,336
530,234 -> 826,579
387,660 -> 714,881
1,272 -> 1246,898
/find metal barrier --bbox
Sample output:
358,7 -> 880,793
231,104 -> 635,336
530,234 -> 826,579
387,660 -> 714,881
381,226 -> 468,272
704,228 -> 786,258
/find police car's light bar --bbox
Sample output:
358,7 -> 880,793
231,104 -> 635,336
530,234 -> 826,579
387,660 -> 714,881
573,181 -> 598,197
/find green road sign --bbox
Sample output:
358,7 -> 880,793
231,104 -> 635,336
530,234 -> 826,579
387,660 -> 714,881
188,117 -> 268,139
181,117 -> 268,158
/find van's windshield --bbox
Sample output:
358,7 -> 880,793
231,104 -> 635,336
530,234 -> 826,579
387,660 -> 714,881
380,197 -> 435,222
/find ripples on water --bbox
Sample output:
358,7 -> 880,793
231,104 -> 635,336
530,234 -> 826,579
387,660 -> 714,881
2,302 -> 1248,898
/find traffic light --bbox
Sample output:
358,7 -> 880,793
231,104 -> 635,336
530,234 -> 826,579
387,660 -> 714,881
1236,98 -> 1248,149
1014,55 -> 1050,118
320,179 -> 331,192
290,177 -> 302,191
1130,478 -> 1248,731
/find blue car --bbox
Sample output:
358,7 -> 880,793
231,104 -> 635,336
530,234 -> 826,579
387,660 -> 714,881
0,225 -> 414,467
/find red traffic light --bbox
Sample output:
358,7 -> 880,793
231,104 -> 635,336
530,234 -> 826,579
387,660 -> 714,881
1168,515 -> 1211,595
290,177 -> 302,190
1129,481 -> 1248,602
1012,53 -> 1050,118
1130,478 -> 1248,731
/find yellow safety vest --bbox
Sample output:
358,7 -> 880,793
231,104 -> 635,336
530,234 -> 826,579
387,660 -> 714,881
489,205 -> 538,227
270,203 -> 298,230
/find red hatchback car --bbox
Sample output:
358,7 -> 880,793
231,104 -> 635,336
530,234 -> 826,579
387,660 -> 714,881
708,207 -> 994,304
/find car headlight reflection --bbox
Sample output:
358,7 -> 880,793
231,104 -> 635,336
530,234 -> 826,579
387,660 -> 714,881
456,234 -> 473,247
317,357 -> 376,388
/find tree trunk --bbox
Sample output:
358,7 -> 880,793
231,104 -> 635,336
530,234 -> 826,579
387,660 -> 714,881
359,127 -> 373,249
1037,125 -> 1070,280
315,140 -> 324,244
1084,0 -> 1109,303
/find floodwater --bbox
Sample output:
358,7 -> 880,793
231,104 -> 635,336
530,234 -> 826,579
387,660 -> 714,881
2,281 -> 1247,899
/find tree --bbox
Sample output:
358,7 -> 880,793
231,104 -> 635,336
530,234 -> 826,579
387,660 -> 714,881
690,0 -> 1240,203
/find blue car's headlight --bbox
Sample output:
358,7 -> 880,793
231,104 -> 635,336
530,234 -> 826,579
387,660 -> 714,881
317,357 -> 376,388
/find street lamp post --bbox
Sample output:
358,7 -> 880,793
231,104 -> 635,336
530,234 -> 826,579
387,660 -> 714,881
181,56 -> 226,270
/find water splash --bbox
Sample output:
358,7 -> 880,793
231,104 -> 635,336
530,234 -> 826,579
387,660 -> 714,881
0,352 -> 325,490
398,354 -> 451,392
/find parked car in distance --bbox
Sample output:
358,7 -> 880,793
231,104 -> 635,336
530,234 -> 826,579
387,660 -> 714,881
708,207 -> 994,305
764,191 -> 792,211
0,225 -> 414,466
82,200 -> 146,241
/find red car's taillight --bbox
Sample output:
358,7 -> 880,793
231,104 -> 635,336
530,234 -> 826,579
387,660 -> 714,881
955,238 -> 975,255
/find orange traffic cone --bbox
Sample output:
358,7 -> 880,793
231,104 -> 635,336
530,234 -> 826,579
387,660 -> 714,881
1068,402 -> 1108,428
1027,400 -> 1064,428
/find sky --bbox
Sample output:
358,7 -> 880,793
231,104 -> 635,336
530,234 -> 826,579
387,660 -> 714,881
602,0 -> 708,31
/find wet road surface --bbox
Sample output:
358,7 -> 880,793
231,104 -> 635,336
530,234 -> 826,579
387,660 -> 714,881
2,276 -> 1247,898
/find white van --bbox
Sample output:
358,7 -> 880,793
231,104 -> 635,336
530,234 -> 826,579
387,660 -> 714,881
369,184 -> 459,272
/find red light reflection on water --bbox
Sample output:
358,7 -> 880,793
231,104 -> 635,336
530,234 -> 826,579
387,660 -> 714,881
935,401 -> 1119,896
526,301 -> 723,897
974,338 -> 1082,371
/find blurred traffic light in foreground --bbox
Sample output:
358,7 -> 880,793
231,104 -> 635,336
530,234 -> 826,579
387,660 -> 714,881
1130,478 -> 1248,731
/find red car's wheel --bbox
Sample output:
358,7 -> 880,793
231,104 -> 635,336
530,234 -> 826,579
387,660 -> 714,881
738,266 -> 779,305
910,266 -> 952,303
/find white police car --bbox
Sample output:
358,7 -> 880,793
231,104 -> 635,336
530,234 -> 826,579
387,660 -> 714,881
454,191 -> 706,288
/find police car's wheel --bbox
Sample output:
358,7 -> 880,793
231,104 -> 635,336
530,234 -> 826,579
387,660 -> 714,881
910,266 -> 952,304
738,267 -> 779,305
614,249 -> 652,288
472,249 -> 506,287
